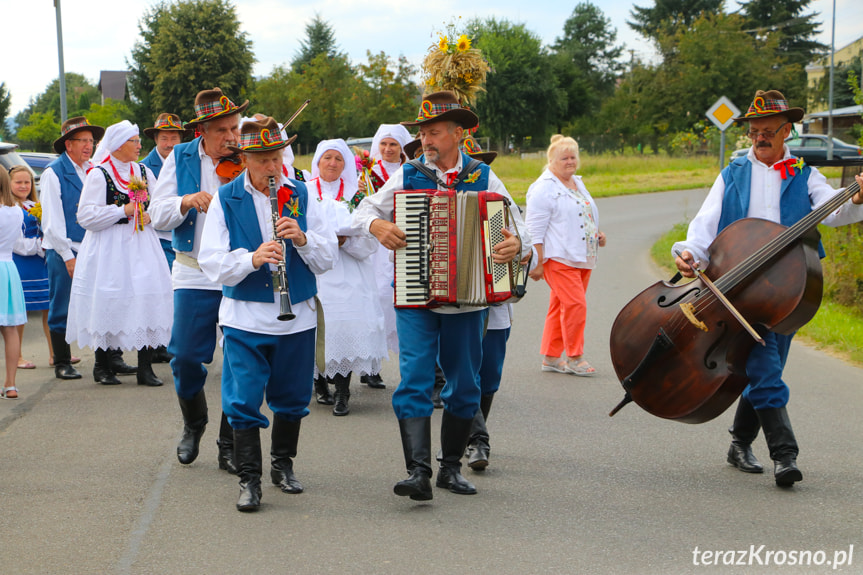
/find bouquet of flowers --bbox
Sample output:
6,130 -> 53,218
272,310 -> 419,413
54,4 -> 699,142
27,202 -> 42,223
127,175 -> 148,232
354,146 -> 377,198
421,18 -> 490,106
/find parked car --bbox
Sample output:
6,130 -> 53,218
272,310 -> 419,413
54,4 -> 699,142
731,134 -> 863,163
18,151 -> 58,178
0,141 -> 30,172
345,137 -> 374,152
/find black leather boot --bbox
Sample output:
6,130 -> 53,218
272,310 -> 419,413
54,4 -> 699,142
314,375 -> 334,405
432,364 -> 446,409
393,417 -> 433,501
270,415 -> 303,493
757,406 -> 803,487
437,410 -> 477,494
467,394 -> 495,471
360,372 -> 385,389
726,396 -> 763,473
234,427 -> 263,512
151,345 -> 174,364
109,348 -> 137,375
217,412 -> 237,474
136,347 -> 163,387
51,330 -> 81,380
93,348 -> 121,385
332,373 -> 351,416
177,390 -> 208,464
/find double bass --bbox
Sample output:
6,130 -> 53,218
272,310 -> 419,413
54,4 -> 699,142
608,178 -> 861,424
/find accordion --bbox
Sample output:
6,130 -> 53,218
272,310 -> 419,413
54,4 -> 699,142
393,189 -> 526,308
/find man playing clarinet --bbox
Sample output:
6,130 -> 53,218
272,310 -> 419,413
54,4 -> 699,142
199,116 -> 336,511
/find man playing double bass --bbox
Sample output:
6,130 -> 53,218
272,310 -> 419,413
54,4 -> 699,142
674,89 -> 863,488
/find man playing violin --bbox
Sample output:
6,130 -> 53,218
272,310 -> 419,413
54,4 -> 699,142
674,89 -> 863,488
150,88 -> 247,475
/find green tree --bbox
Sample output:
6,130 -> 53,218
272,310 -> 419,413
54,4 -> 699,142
470,18 -> 564,150
16,112 -> 60,152
628,0 -> 723,42
355,51 -> 418,131
551,2 -> 624,127
291,15 -> 340,74
13,74 -> 100,135
739,0 -> 825,102
0,83 -> 11,140
255,53 -> 363,148
812,54 -> 863,110
127,0 -> 255,124
597,12 -> 784,150
83,99 -> 133,130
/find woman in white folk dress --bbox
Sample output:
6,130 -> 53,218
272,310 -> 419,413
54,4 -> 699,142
307,138 -> 388,415
66,120 -> 174,387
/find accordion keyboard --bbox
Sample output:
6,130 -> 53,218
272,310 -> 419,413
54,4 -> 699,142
394,191 -> 431,306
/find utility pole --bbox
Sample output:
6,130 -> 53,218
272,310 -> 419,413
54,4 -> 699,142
55,0 -> 67,123
826,0 -> 835,160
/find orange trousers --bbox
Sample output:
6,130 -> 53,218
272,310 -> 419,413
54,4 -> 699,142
540,259 -> 592,358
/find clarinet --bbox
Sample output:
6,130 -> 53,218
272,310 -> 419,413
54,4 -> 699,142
269,176 -> 296,321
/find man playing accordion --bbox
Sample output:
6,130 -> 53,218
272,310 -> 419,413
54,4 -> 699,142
352,91 -> 529,501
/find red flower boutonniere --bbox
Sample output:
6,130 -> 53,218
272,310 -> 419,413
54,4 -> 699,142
278,185 -> 302,218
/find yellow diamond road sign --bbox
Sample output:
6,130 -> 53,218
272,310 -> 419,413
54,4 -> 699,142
707,96 -> 740,131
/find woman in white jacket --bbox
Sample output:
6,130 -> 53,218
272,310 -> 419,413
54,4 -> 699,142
526,135 -> 605,376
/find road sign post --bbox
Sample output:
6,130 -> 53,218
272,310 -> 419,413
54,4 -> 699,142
706,96 -> 741,168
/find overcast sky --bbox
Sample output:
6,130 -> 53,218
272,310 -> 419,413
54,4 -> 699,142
4,0 -> 862,117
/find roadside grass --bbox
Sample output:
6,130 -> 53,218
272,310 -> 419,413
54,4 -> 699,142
651,222 -> 863,365
295,152 -> 735,203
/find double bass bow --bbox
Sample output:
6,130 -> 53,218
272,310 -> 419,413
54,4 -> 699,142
608,177 -> 861,424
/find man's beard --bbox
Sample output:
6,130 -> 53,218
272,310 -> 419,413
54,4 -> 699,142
424,146 -> 439,162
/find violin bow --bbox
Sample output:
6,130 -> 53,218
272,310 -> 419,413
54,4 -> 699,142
674,250 -> 765,346
281,99 -> 311,130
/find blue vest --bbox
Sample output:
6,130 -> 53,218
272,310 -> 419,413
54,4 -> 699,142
46,153 -> 87,242
218,177 -> 317,304
171,137 -> 204,252
140,147 -> 164,178
717,156 -> 824,257
402,152 -> 490,192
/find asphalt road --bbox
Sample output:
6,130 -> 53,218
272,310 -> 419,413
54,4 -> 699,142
1,188 -> 861,574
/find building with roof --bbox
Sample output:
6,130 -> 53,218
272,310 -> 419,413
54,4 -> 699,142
98,71 -> 129,104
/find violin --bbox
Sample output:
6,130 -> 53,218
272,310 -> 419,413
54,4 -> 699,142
216,153 -> 245,181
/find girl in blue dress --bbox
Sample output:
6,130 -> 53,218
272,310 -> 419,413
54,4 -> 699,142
1,168 -> 27,399
10,165 -> 52,369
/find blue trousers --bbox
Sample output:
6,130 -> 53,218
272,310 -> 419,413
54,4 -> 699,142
742,331 -> 794,410
478,327 -> 510,395
393,308 -> 487,420
159,239 -> 176,271
46,249 -> 74,332
169,289 -> 221,400
221,326 -> 315,429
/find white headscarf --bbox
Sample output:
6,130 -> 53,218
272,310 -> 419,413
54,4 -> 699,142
92,120 -> 139,165
371,124 -> 412,163
311,138 -> 358,193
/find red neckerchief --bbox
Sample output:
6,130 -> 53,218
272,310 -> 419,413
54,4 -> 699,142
445,171 -> 458,188
105,157 -> 136,189
772,158 -> 798,180
282,165 -> 290,178
315,177 -> 344,202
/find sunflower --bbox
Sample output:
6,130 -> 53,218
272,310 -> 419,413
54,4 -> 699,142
438,35 -> 449,52
456,34 -> 471,52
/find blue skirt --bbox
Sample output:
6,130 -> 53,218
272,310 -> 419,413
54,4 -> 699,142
13,253 -> 49,311
0,260 -> 27,326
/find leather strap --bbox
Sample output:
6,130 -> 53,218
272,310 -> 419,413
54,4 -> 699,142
407,158 -> 482,189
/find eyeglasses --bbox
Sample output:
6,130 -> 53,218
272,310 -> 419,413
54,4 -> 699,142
68,138 -> 95,145
747,122 -> 788,140
126,138 -> 142,145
